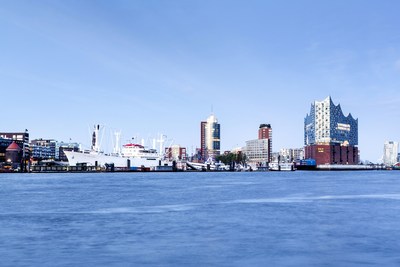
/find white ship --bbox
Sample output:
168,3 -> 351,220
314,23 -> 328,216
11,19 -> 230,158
186,157 -> 230,171
64,125 -> 166,170
269,162 -> 295,171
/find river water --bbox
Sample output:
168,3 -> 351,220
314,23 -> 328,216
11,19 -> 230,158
1,171 -> 400,266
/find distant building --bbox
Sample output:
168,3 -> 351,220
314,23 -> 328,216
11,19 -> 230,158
0,137 -> 14,163
0,131 -> 29,169
30,139 -> 58,160
245,139 -> 270,162
5,141 -> 22,168
200,114 -> 220,161
30,139 -> 80,162
165,145 -> 187,161
304,97 -> 359,165
0,132 -> 29,143
279,148 -> 304,162
58,141 -> 80,162
258,124 -> 272,140
383,141 -> 399,166
244,124 -> 273,165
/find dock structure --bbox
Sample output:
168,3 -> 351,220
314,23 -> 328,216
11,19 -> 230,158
316,164 -> 382,171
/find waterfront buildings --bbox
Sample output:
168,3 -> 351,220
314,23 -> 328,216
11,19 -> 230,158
30,139 -> 58,160
57,141 -> 81,161
200,114 -> 221,161
304,96 -> 359,165
383,141 -> 399,166
30,139 -> 80,162
279,148 -> 305,162
0,131 -> 29,170
244,124 -> 272,166
0,137 -> 14,163
5,141 -> 22,169
165,145 -> 187,161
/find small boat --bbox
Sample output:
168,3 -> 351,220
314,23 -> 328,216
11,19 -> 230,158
186,157 -> 228,171
269,162 -> 295,171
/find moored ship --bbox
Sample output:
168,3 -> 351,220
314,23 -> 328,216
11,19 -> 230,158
64,125 -> 166,170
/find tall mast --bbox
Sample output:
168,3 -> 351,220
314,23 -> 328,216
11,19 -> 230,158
113,131 -> 121,155
91,124 -> 99,152
156,134 -> 166,156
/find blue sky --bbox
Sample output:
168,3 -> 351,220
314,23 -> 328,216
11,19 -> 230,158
1,0 -> 399,162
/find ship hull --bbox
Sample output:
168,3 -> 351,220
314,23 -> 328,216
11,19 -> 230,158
64,151 -> 160,168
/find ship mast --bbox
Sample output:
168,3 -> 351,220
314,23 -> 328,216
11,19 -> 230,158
156,134 -> 166,157
113,131 -> 121,155
91,124 -> 101,153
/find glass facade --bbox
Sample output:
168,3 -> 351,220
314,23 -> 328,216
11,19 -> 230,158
202,114 -> 221,160
305,97 -> 358,146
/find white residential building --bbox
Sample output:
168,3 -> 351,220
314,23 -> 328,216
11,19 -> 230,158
383,141 -> 399,166
245,139 -> 270,163
279,148 -> 305,162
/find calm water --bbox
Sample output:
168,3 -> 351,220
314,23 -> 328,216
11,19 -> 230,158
1,171 -> 400,266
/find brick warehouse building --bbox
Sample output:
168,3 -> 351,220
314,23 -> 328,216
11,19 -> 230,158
304,97 -> 359,165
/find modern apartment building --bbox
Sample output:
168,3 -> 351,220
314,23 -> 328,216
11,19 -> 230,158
30,139 -> 58,160
383,141 -> 399,166
30,139 -> 80,162
304,96 -> 359,165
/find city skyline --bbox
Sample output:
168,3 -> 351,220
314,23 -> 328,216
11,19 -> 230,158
1,1 -> 400,161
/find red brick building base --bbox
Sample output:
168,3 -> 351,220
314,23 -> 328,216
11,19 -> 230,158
305,144 -> 359,165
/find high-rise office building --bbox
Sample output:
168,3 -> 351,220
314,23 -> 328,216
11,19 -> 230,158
383,141 -> 399,166
304,96 -> 359,165
200,114 -> 220,161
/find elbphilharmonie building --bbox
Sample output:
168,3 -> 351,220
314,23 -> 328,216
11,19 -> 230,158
304,96 -> 359,165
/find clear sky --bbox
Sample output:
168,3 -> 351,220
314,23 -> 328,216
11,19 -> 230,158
1,0 -> 399,162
